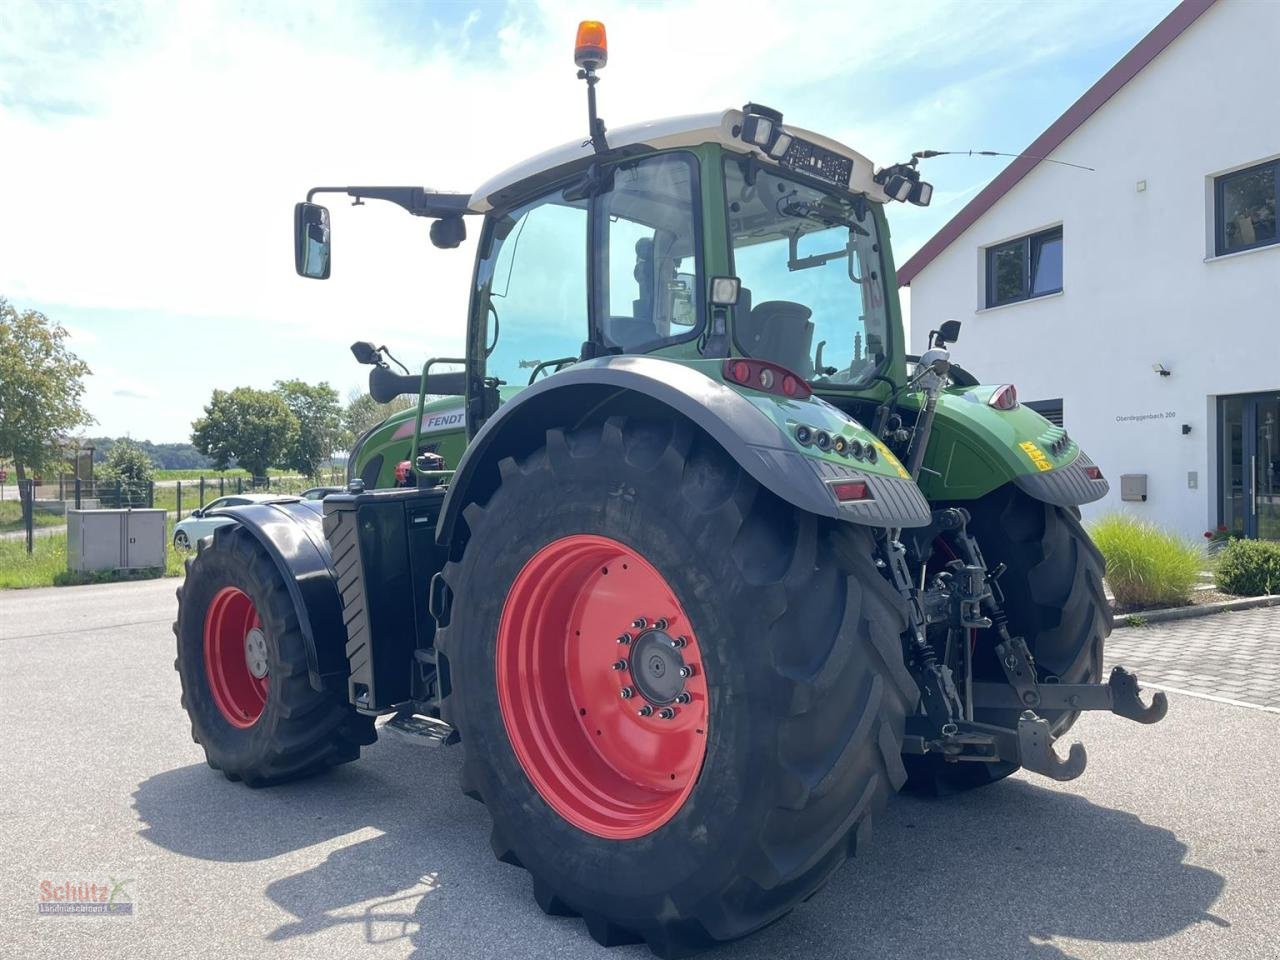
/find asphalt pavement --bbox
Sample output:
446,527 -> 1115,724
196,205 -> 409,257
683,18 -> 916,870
1,578 -> 1276,960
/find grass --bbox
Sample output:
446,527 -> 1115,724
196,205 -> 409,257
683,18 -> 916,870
0,518 -> 191,589
0,500 -> 64,535
1090,513 -> 1202,609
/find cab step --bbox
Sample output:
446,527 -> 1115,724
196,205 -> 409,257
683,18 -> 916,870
384,713 -> 459,746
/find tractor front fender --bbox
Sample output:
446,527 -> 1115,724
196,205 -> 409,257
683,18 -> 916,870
437,356 -> 931,550
206,498 -> 348,693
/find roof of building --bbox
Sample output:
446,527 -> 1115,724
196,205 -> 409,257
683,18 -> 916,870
896,0 -> 1217,286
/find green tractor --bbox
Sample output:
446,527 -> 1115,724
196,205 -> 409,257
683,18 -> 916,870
174,22 -> 1166,957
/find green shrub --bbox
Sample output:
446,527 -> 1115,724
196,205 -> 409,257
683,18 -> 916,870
1090,514 -> 1201,608
1215,539 -> 1280,597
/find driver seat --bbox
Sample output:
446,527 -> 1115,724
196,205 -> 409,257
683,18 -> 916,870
739,300 -> 814,375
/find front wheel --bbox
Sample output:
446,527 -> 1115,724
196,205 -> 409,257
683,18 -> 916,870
173,523 -> 375,786
435,417 -> 917,956
173,529 -> 191,550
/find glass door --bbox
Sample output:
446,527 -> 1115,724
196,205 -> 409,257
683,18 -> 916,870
1256,398 -> 1280,540
1222,393 -> 1280,539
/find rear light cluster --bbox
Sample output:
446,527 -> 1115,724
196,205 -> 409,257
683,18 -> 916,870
988,383 -> 1019,411
722,358 -> 811,399
1084,465 -> 1104,481
830,480 -> 873,503
794,424 -> 879,464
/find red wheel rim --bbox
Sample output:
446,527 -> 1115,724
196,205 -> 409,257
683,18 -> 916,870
497,534 -> 710,840
203,586 -> 269,728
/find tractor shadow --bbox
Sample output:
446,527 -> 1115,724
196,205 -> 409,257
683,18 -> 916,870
134,736 -> 1225,960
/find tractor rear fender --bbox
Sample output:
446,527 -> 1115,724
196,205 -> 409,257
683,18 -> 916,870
437,355 -> 932,552
907,386 -> 1110,506
205,498 -> 347,693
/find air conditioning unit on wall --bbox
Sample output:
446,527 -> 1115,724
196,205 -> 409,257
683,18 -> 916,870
66,509 -> 167,572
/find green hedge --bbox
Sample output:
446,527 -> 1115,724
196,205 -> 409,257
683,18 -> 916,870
1215,539 -> 1280,597
1090,514 -> 1201,608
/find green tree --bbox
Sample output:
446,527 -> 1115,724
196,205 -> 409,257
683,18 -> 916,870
343,388 -> 413,442
275,379 -> 342,478
97,438 -> 155,507
0,298 -> 94,506
191,387 -> 297,479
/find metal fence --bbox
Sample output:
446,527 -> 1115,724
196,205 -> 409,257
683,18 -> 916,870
10,472 -> 342,553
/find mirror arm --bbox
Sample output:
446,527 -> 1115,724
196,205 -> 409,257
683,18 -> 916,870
304,186 -> 473,219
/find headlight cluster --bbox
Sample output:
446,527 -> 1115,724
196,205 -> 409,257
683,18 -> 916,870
1049,432 -> 1072,457
795,425 -> 878,464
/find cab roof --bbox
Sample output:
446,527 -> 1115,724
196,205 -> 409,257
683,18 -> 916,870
468,108 -> 888,213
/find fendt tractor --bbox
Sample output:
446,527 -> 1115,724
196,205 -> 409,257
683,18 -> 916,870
175,22 -> 1167,957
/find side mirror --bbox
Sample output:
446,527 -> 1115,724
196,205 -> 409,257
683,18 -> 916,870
293,202 -> 331,279
932,319 -> 962,347
350,341 -> 381,365
191,509 -> 203,519
430,216 -> 466,249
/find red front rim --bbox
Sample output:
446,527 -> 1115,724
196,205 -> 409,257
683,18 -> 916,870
203,586 -> 268,728
496,534 -> 710,840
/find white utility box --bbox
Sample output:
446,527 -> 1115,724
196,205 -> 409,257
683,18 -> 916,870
66,509 -> 167,572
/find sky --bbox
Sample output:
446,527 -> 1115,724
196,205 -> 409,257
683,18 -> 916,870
0,0 -> 1179,442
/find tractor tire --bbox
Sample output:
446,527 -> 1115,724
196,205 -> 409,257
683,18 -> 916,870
903,485 -> 1108,794
173,523 -> 375,787
434,416 -> 917,957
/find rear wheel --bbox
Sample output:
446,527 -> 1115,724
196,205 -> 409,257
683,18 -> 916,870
173,523 -> 375,786
435,417 -> 917,956
904,485 -> 1108,793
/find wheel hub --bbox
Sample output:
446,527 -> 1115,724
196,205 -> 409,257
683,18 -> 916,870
244,627 -> 270,679
628,629 -> 686,705
203,586 -> 269,728
495,534 -> 710,840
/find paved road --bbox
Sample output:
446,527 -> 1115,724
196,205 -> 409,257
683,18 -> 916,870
2,579 -> 1276,960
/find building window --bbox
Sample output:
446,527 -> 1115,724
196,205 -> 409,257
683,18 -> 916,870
985,227 -> 1062,308
1025,398 -> 1064,427
1215,159 -> 1278,256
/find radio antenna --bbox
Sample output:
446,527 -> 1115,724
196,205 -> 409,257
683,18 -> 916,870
912,149 -> 1095,172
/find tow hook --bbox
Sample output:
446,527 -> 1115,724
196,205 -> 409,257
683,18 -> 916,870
1016,711 -> 1087,781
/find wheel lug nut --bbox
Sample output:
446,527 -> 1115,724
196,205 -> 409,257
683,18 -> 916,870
678,666 -> 694,679
620,687 -> 634,699
658,707 -> 676,720
637,705 -> 654,717
675,693 -> 691,704
672,636 -> 688,648
632,617 -> 647,630
617,633 -> 632,645
653,618 -> 669,630
612,660 -> 628,671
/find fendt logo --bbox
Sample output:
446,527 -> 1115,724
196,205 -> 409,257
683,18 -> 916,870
393,408 -> 465,440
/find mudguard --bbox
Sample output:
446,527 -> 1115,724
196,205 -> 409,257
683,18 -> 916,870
206,498 -> 347,693
437,355 -> 932,548
910,386 -> 1110,506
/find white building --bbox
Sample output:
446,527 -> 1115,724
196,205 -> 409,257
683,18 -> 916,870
900,0 -> 1279,542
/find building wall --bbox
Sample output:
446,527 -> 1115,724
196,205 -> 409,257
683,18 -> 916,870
907,0 -> 1280,539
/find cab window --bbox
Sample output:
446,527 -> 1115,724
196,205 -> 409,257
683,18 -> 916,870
594,153 -> 702,352
477,188 -> 588,385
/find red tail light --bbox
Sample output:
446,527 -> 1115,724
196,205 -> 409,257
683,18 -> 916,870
1084,465 -> 1104,480
988,384 -> 1018,411
722,358 -> 811,399
831,480 -> 873,502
